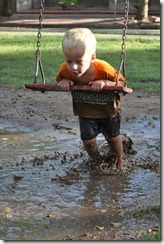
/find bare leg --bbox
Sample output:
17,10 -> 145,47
83,138 -> 98,154
106,135 -> 123,170
82,138 -> 103,160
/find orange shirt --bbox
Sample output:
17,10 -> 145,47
56,59 -> 125,118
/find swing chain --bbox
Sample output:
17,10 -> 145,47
34,0 -> 45,84
117,0 -> 129,86
36,0 -> 44,54
121,0 -> 129,65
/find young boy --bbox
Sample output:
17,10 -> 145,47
56,28 -> 125,171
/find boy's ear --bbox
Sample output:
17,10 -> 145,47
91,53 -> 96,62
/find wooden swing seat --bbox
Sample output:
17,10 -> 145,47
25,83 -> 133,93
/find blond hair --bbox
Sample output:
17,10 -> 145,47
62,28 -> 97,53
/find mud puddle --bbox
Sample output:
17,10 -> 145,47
0,114 -> 160,240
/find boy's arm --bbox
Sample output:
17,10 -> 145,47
56,63 -> 75,91
88,79 -> 123,92
103,80 -> 123,86
57,79 -> 74,91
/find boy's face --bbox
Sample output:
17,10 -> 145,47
63,45 -> 95,78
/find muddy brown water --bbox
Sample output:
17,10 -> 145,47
0,114 -> 160,240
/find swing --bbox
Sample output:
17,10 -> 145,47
25,0 -> 133,94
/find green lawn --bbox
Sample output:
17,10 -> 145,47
0,32 -> 160,93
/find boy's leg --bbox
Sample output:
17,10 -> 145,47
82,138 -> 98,154
83,138 -> 103,162
102,113 -> 123,170
79,117 -> 102,160
106,135 -> 123,170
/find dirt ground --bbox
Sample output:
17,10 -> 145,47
0,86 -> 160,240
0,87 -> 160,132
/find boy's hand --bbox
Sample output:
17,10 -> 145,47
57,79 -> 74,91
88,80 -> 106,92
89,80 -> 123,92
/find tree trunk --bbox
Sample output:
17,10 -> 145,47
32,0 -> 35,9
2,0 -> 16,16
136,0 -> 149,21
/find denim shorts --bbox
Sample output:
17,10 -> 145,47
79,113 -> 121,141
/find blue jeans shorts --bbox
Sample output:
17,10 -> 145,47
79,113 -> 121,141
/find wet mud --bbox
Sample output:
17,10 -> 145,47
0,112 -> 160,240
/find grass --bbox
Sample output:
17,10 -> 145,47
139,228 -> 160,241
133,205 -> 160,221
0,32 -> 160,93
133,205 -> 161,241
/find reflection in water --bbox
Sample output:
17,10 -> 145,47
81,174 -> 128,208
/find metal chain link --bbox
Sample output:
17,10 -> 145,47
121,0 -> 129,62
116,0 -> 129,86
36,0 -> 44,55
34,0 -> 45,84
